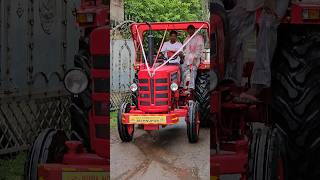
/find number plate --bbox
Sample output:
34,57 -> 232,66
129,116 -> 166,124
62,172 -> 108,180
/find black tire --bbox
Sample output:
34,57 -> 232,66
187,100 -> 200,143
117,102 -> 134,142
195,71 -> 210,127
24,129 -> 67,180
247,125 -> 286,180
272,25 -> 320,179
70,39 -> 91,149
69,104 -> 90,149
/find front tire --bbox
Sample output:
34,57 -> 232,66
24,129 -> 67,180
247,125 -> 286,180
187,101 -> 200,143
117,103 -> 134,142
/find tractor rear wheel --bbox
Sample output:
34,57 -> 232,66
24,129 -> 67,180
272,25 -> 320,179
195,71 -> 211,127
247,125 -> 286,180
117,102 -> 134,142
187,100 -> 200,143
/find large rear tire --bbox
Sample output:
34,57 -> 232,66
247,125 -> 286,180
195,71 -> 210,127
272,25 -> 320,179
117,103 -> 134,142
24,129 -> 67,180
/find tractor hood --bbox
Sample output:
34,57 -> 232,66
137,65 -> 180,113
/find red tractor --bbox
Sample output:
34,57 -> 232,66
210,1 -> 320,180
117,22 -> 211,143
24,1 -> 109,179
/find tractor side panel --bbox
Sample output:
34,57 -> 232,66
90,26 -> 109,160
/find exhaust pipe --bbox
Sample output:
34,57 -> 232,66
146,22 -> 154,67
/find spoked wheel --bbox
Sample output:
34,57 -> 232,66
247,125 -> 286,180
24,129 -> 67,180
187,100 -> 200,143
117,102 -> 134,142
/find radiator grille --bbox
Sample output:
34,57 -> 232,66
138,77 -> 169,107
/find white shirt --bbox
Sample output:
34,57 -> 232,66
160,41 -> 183,64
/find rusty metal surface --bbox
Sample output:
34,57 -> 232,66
0,0 -> 80,97
0,0 -> 80,155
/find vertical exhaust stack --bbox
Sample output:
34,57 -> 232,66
146,22 -> 155,67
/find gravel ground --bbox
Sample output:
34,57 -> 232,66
110,120 -> 210,180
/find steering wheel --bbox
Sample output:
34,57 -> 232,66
167,51 -> 178,60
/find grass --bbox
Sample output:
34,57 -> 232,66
0,111 -> 118,180
110,111 -> 118,129
0,153 -> 26,180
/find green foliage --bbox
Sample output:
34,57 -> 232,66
125,0 -> 204,22
0,153 -> 26,180
110,111 -> 118,129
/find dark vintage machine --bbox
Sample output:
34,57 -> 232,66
24,1 -> 110,179
210,1 -> 320,179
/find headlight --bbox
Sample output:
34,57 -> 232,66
170,82 -> 178,91
64,69 -> 89,94
210,70 -> 218,91
130,83 -> 138,92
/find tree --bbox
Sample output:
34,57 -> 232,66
124,0 -> 205,22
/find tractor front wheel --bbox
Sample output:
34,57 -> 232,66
187,100 -> 200,143
247,125 -> 286,180
117,102 -> 134,142
24,129 -> 67,180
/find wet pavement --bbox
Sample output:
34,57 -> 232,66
110,120 -> 210,180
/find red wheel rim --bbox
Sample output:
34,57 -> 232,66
127,124 -> 134,135
277,157 -> 284,180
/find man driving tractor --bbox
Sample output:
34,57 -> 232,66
160,26 -> 205,94
160,30 -> 183,64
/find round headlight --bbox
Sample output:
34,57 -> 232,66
170,82 -> 179,91
64,69 -> 89,94
210,70 -> 218,91
130,83 -> 138,92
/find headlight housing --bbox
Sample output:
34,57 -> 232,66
170,82 -> 179,91
64,69 -> 89,94
130,83 -> 138,92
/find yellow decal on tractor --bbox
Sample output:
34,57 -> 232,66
129,116 -> 166,124
62,172 -> 108,180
